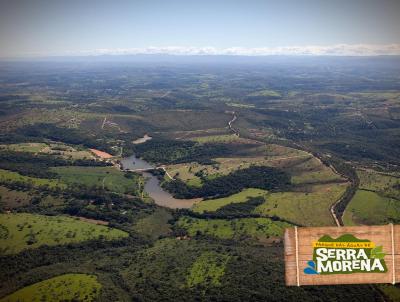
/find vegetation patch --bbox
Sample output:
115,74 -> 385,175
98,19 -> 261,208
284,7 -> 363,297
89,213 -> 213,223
0,186 -> 63,209
357,169 -> 400,200
187,251 -> 230,287
247,89 -> 281,98
163,165 -> 290,199
0,147 -> 108,179
289,157 -> 343,185
0,213 -> 128,254
190,134 -> 241,143
0,169 -> 65,189
51,166 -> 142,195
378,284 -> 400,302
133,139 -> 229,164
0,143 -> 94,160
254,183 -> 348,226
133,208 -> 172,240
226,102 -> 255,108
14,123 -> 116,155
212,197 -> 266,217
165,144 -> 314,187
0,186 -> 32,208
0,273 -> 101,302
0,143 -> 47,153
343,190 -> 400,225
192,188 -> 268,213
177,216 -> 290,240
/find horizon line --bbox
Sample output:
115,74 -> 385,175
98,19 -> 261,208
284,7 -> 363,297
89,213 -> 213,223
2,44 -> 400,59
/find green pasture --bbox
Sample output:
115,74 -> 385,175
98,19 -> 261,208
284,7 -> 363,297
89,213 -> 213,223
357,169 -> 400,199
0,169 -> 66,189
343,190 -> 400,226
254,183 -> 348,226
0,274 -> 101,302
0,213 -> 128,254
192,188 -> 268,213
51,166 -> 140,194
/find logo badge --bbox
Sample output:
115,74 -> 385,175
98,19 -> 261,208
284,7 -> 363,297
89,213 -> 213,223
304,234 -> 387,275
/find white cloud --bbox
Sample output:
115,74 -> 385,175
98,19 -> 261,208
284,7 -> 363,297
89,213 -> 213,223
20,44 -> 400,57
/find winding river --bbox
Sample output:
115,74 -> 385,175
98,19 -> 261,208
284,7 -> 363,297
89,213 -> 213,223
120,154 -> 201,209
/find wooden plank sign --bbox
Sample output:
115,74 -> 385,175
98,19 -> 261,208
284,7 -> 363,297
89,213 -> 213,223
284,224 -> 399,286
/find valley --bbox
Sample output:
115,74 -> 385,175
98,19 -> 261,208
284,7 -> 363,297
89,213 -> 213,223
0,57 -> 399,301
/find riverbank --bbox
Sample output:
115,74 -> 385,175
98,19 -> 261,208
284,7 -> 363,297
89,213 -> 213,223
120,154 -> 202,209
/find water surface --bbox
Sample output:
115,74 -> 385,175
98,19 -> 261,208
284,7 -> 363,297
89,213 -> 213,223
121,154 -> 201,209
120,154 -> 154,170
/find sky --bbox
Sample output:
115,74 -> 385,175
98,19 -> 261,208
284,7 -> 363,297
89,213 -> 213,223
1,0 -> 400,57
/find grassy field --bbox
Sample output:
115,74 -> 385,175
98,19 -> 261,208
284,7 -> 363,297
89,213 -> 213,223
0,274 -> 101,302
187,251 -> 230,287
165,143 -> 319,187
165,163 -> 203,187
190,134 -> 241,143
0,169 -> 66,189
357,169 -> 400,199
289,157 -> 343,185
0,143 -> 48,153
0,142 -> 93,160
343,190 -> 400,226
0,186 -> 32,208
43,144 -> 95,160
0,186 -> 63,209
0,108 -> 97,133
226,102 -> 255,108
254,183 -> 348,226
0,213 -> 128,254
133,208 -> 172,240
51,166 -> 141,194
247,89 -> 281,98
192,188 -> 268,213
177,216 -> 290,240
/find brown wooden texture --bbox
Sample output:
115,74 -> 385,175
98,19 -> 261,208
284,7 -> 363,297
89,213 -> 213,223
284,225 -> 399,286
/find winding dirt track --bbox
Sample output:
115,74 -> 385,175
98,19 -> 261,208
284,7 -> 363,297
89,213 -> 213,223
228,112 -> 239,135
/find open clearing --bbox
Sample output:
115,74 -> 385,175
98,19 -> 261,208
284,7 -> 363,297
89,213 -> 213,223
0,274 -> 101,302
0,169 -> 66,189
41,144 -> 94,160
192,188 -> 268,213
0,213 -> 128,254
51,166 -> 140,194
0,143 -> 47,153
0,186 -> 32,208
190,134 -> 241,143
254,183 -> 348,226
343,190 -> 400,225
0,143 -> 95,160
288,157 -> 343,185
133,208 -> 172,240
247,89 -> 281,98
0,186 -> 63,209
342,169 -> 400,225
177,216 -> 290,240
187,251 -> 230,287
357,169 -> 400,199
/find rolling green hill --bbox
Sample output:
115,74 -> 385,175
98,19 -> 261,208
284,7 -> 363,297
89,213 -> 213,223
0,213 -> 128,254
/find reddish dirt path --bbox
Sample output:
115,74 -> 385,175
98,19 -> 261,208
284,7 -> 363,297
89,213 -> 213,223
90,148 -> 113,159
